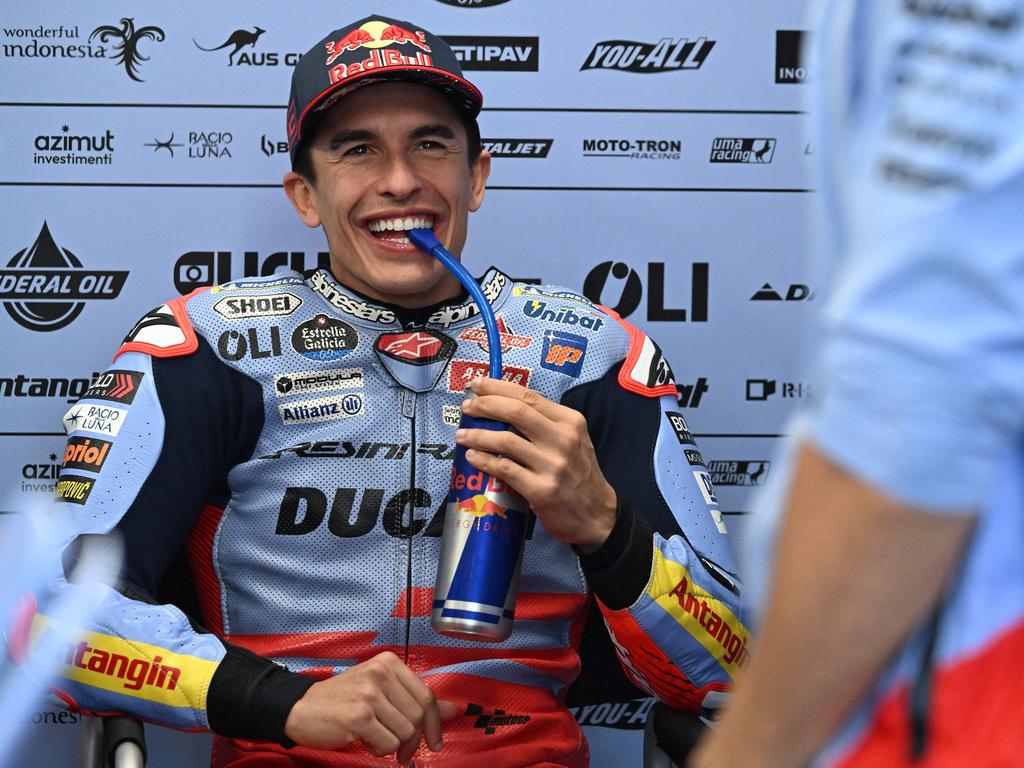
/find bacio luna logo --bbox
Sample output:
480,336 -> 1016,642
1,222 -> 128,332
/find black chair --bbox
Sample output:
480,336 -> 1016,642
81,715 -> 147,768
643,702 -> 713,768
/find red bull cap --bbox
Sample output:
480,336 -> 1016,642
287,14 -> 483,164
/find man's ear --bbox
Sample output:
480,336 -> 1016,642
283,171 -> 321,228
468,149 -> 491,212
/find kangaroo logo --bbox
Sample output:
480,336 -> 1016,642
194,27 -> 266,65
89,18 -> 166,82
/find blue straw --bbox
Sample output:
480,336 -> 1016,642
408,229 -> 503,379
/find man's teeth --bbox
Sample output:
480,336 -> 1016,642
368,216 -> 434,233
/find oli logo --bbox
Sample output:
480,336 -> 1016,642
2,222 -> 128,332
583,261 -> 708,321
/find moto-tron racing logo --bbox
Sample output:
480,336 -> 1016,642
2,222 -> 128,332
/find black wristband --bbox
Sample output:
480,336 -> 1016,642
575,495 -> 656,610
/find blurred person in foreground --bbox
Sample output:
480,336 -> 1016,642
40,13 -> 746,768
692,1 -> 1024,766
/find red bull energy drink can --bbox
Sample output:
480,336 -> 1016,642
432,398 -> 530,642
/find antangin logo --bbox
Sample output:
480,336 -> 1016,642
63,639 -> 180,690
2,222 -> 128,332
581,38 -> 714,72
89,18 -> 165,82
34,125 -> 114,166
466,703 -> 531,734
0,373 -> 96,402
709,138 -> 776,164
668,574 -> 750,669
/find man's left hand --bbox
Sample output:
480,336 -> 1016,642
454,377 -> 617,554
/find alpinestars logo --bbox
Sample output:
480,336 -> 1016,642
89,18 -> 165,82
709,138 -> 776,164
466,703 -> 531,734
2,222 -> 128,332
581,38 -> 714,72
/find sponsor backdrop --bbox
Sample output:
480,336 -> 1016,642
1,0 -> 812,764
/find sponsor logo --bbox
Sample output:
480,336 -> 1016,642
62,638 -> 181,691
308,270 -> 397,324
668,574 -> 750,667
750,283 -> 814,301
325,21 -> 433,83
435,0 -> 514,6
443,35 -> 538,71
459,316 -> 532,354
692,470 -> 725,531
570,698 -> 655,730
541,330 -> 588,378
260,134 -> 290,157
375,330 -> 455,365
684,449 -> 705,466
33,124 -> 114,167
775,30 -> 809,84
279,393 -> 364,425
626,336 -> 676,390
512,286 -> 592,306
213,292 -> 302,319
745,379 -> 813,401
19,451 -> 61,494
188,131 -> 232,159
121,304 -> 187,350
0,373 -> 96,403
903,0 -> 1020,31
217,327 -> 283,361
89,18 -> 165,81
666,411 -> 694,445
522,300 -> 605,331
583,138 -> 681,160
82,370 -> 142,404
194,25 -> 301,67
448,360 -> 531,392
1,24 -> 103,61
54,474 -> 95,504
466,703 -> 531,734
709,138 -> 776,163
261,442 -> 453,461
24,709 -> 83,726
63,404 -> 127,436
144,134 -> 184,156
443,404 -> 462,426
708,460 -> 771,486
582,262 -> 708,322
428,271 -> 507,327
291,315 -> 358,361
62,436 -> 112,473
275,367 -> 363,397
676,377 -> 708,408
2,222 -> 128,332
213,276 -> 305,292
481,138 -> 553,158
174,250 -> 330,295
581,37 -> 714,72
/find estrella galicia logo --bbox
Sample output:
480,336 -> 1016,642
775,30 -> 809,84
89,18 -> 165,82
442,36 -> 538,71
709,138 -> 776,164
292,314 -> 358,361
581,38 -> 714,72
193,27 -> 266,65
1,222 -> 128,332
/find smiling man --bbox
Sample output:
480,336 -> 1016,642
46,15 -> 745,767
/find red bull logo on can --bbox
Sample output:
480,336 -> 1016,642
455,494 -> 508,519
325,20 -> 432,68
450,468 -> 510,495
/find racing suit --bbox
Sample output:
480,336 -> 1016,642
47,266 -> 747,767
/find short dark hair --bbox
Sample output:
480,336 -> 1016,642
291,106 -> 481,185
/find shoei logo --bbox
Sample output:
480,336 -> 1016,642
1,222 -> 128,332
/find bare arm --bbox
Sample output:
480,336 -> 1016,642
690,443 -> 974,768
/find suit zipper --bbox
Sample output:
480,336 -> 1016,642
401,388 -> 417,665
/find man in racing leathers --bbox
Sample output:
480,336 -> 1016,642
44,15 -> 747,767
